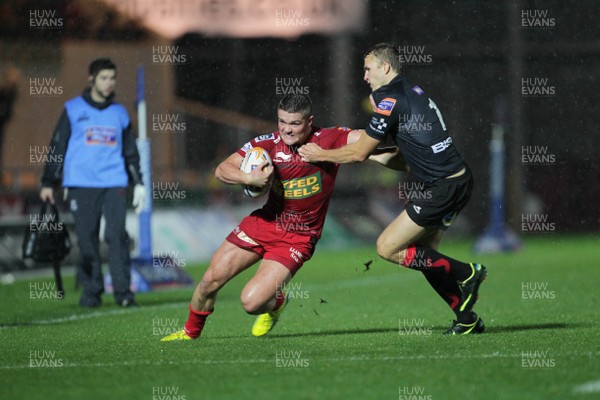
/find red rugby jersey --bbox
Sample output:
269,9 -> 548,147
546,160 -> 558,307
237,126 -> 351,239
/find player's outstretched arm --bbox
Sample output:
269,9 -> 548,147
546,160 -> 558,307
369,147 -> 409,172
346,130 -> 408,172
215,152 -> 273,187
299,129 -> 381,164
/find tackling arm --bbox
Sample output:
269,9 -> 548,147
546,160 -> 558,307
347,130 -> 408,172
369,146 -> 409,172
299,129 -> 381,164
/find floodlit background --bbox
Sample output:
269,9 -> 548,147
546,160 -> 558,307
2,2 -> 600,400
0,1 -> 598,269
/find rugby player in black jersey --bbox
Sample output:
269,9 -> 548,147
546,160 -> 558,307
299,43 -> 487,335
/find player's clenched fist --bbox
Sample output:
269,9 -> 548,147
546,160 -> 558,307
298,143 -> 324,162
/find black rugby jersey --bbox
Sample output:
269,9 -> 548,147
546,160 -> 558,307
365,75 -> 464,182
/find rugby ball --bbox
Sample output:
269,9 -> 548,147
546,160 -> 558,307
240,147 -> 272,198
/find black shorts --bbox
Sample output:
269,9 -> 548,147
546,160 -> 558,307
404,165 -> 473,231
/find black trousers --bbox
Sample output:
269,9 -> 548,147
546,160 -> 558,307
68,187 -> 134,304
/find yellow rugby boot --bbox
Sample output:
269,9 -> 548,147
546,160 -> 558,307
251,293 -> 289,337
160,329 -> 193,342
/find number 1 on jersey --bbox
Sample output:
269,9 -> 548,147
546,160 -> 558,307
428,98 -> 447,131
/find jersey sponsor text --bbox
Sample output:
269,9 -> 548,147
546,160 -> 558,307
282,172 -> 322,199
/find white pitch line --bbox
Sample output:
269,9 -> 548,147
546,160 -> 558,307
1,273 -> 409,329
0,301 -> 188,328
2,351 -> 599,371
574,379 -> 600,394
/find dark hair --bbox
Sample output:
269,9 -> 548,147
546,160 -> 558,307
364,43 -> 403,74
88,58 -> 116,78
277,94 -> 312,117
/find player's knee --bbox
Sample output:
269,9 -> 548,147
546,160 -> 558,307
240,292 -> 264,315
376,237 -> 405,265
396,249 -> 407,265
376,237 -> 395,262
376,236 -> 386,257
376,246 -> 392,262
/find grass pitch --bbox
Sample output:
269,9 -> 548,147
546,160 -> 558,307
2,236 -> 599,399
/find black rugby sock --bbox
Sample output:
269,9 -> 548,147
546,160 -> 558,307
403,244 -> 473,282
421,269 -> 475,324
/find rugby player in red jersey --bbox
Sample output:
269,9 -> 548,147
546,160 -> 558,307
162,94 -> 397,341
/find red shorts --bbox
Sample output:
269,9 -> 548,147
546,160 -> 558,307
225,215 -> 317,276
